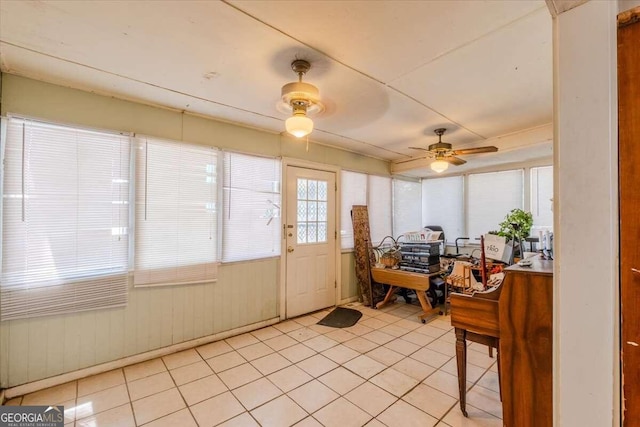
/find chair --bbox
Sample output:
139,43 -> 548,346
450,235 -> 502,417
451,285 -> 503,416
441,260 -> 481,316
446,261 -> 481,293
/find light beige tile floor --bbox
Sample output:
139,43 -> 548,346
3,300 -> 503,427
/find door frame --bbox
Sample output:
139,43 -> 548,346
279,157 -> 342,320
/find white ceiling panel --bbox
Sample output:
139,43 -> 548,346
229,0 -> 545,82
0,1 -> 554,176
0,2 -> 300,115
391,7 -> 552,139
0,42 -> 288,134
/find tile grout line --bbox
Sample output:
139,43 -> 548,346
139,356 -> 196,427
120,367 -> 139,427
19,302 -> 500,427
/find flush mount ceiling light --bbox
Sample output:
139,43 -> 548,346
278,59 -> 324,138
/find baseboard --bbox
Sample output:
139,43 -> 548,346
339,296 -> 360,305
2,316 -> 280,400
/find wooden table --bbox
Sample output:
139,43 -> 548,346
370,267 -> 441,323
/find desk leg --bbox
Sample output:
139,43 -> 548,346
455,327 -> 469,417
415,290 -> 440,324
441,282 -> 449,316
375,286 -> 398,310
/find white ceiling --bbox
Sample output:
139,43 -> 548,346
0,0 -> 553,177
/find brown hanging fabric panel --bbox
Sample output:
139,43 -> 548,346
351,205 -> 386,307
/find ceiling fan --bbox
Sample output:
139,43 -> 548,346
408,128 -> 498,173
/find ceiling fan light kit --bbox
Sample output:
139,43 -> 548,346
286,104 -> 314,138
280,59 -> 324,138
430,159 -> 449,173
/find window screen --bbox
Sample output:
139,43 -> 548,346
468,169 -> 524,239
134,136 -> 218,286
223,152 -> 281,262
340,171 -> 367,249
1,118 -> 131,320
393,178 -> 422,238
422,175 -> 464,243
531,166 -> 553,229
368,175 -> 392,246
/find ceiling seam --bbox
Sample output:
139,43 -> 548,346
0,40 -> 285,122
0,41 -> 405,160
387,5 -> 548,83
221,0 -> 487,141
312,128 -> 411,158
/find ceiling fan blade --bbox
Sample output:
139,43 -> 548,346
408,147 -> 431,151
452,146 -> 498,155
445,156 -> 467,166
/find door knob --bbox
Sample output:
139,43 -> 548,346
287,246 -> 294,253
632,268 -> 640,274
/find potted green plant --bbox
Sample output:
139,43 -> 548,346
497,208 -> 533,241
495,209 -> 533,259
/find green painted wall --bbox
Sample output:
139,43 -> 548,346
0,74 -> 384,387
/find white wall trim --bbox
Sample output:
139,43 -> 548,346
553,1 -> 620,425
339,296 -> 360,306
1,316 -> 280,401
279,157 -> 343,320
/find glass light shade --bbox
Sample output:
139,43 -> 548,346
430,159 -> 449,173
286,115 -> 314,138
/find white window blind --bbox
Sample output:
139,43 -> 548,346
340,171 -> 367,249
222,152 -> 281,262
134,137 -> 218,286
422,176 -> 464,243
468,169 -> 524,239
392,178 -> 422,238
1,118 -> 131,321
531,166 -> 553,229
368,175 -> 392,246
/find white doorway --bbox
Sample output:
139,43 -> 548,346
284,166 -> 337,318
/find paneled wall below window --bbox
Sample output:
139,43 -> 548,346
0,259 -> 279,388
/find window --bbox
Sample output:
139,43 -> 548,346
468,169 -> 524,239
296,178 -> 328,244
531,166 -> 553,229
368,175 -> 392,246
340,171 -> 367,249
393,178 -> 422,238
134,136 -> 218,286
422,176 -> 464,243
1,118 -> 131,321
223,152 -> 281,262
340,171 -> 394,248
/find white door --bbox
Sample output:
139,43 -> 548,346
285,166 -> 337,318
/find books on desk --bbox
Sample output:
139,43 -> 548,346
403,230 -> 443,243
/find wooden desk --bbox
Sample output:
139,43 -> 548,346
370,267 -> 441,323
450,259 -> 553,426
499,260 -> 553,427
